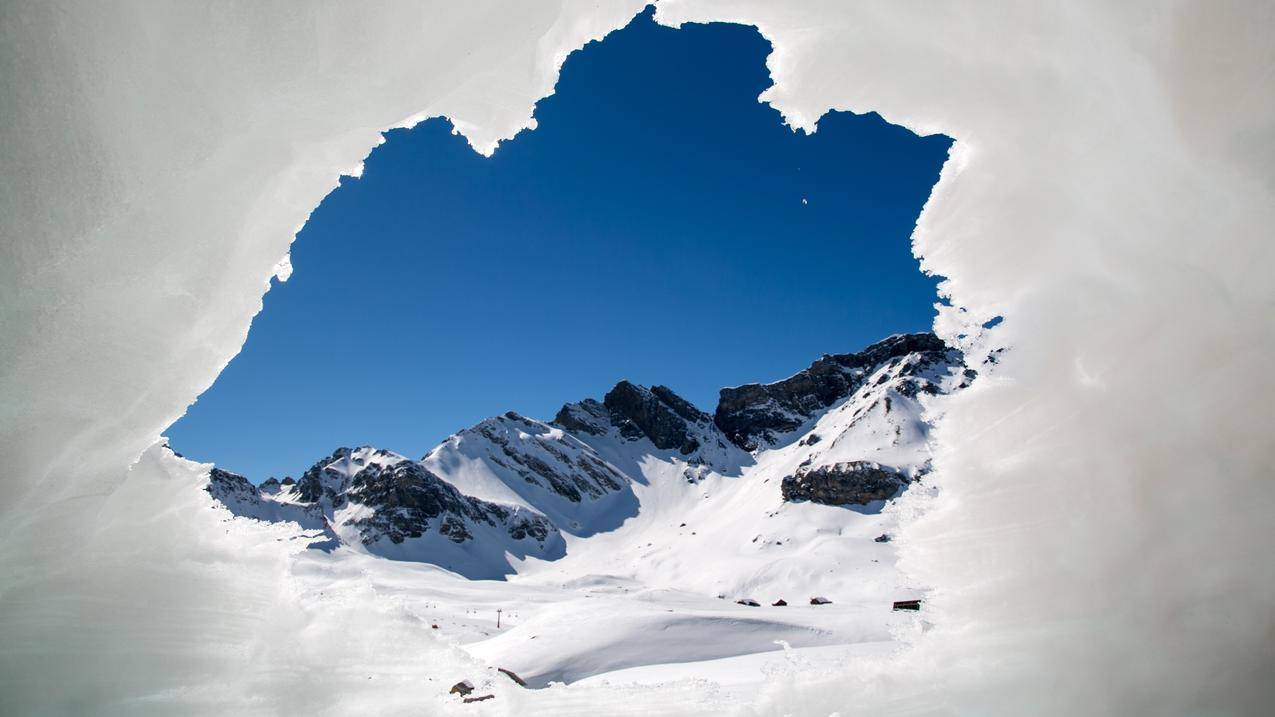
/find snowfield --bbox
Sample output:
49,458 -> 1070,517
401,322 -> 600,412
202,335 -> 961,694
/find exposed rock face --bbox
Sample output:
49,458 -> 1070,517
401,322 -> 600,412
602,381 -> 709,455
551,398 -> 611,436
346,460 -> 553,547
715,333 -> 951,450
554,381 -> 744,470
208,467 -> 260,505
202,332 -> 969,577
206,467 -> 323,528
294,447 -> 361,506
206,446 -> 562,577
469,412 -> 625,503
423,409 -> 639,537
780,461 -> 907,506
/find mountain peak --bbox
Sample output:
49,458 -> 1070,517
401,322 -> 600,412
714,332 -> 956,450
603,380 -> 711,455
203,332 -> 968,581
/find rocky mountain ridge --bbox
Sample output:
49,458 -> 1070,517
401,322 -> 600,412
202,333 -> 967,578
715,332 -> 954,450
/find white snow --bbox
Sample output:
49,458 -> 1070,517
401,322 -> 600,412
174,347 -> 951,707
2,1 -> 1273,715
190,352 -> 952,699
421,413 -> 641,536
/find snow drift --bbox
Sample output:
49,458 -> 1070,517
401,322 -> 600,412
1,0 -> 1272,715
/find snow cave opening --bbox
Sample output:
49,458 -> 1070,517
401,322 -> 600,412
137,2 -> 975,694
167,8 -> 956,490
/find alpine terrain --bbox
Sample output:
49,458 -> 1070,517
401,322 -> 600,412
199,333 -> 970,692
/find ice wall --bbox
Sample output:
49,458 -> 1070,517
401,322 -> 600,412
2,1 -> 1272,715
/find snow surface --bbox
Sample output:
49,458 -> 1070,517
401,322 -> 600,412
2,1 -> 1273,715
201,350 -> 955,691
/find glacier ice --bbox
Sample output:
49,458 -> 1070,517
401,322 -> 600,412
2,0 -> 1273,714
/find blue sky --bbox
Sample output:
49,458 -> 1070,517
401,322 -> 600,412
167,8 -> 952,481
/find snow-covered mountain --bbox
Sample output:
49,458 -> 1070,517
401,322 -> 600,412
203,333 -> 967,583
210,446 -> 564,579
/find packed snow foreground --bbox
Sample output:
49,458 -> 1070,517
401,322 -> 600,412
202,333 -> 967,691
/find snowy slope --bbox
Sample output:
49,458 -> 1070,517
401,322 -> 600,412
450,335 -> 966,682
421,412 -> 637,537
206,467 -> 325,529
237,446 -> 565,578
203,332 -> 966,681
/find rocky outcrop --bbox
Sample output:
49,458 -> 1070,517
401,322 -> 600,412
207,467 -> 262,505
346,460 -> 554,547
555,381 -> 743,470
602,381 -> 709,455
552,398 -> 611,436
206,467 -> 323,527
469,412 -> 625,503
202,332 -> 967,577
424,410 -> 639,537
207,446 -> 562,577
780,461 -> 907,506
715,333 -> 951,450
294,447 -> 360,506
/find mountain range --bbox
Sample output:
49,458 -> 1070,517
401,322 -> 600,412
204,332 -> 968,580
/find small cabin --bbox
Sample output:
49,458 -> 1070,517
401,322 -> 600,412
892,599 -> 922,611
449,680 -> 474,696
